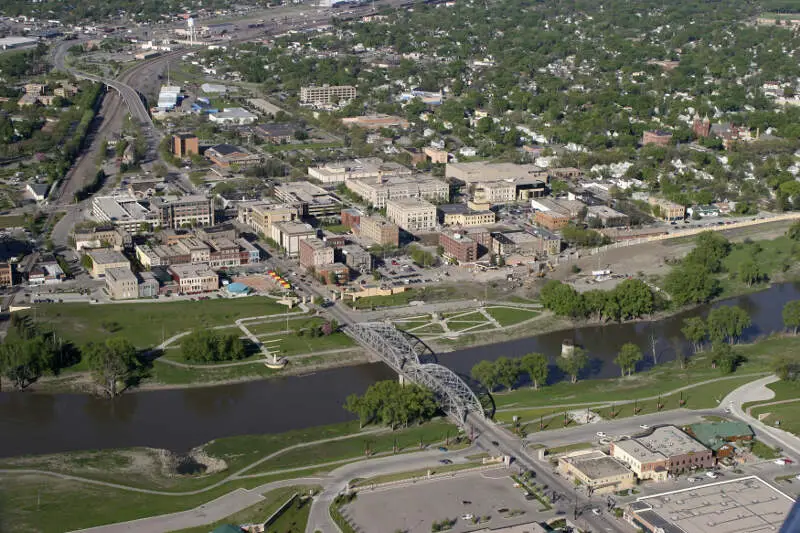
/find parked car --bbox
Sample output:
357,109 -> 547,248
596,431 -> 607,438
639,424 -> 650,430
438,446 -> 448,452
591,508 -> 601,515
439,459 -> 452,465
706,471 -> 718,478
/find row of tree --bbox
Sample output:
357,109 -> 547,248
681,305 -> 752,350
344,380 -> 438,430
0,315 -> 141,396
540,278 -> 660,322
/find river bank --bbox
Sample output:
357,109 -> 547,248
1,283 -> 798,458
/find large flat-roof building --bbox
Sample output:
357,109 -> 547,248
341,244 -> 372,272
208,107 -> 258,125
300,85 -> 356,107
648,197 -> 686,221
611,426 -> 713,480
168,263 -> 218,294
271,221 -> 316,257
346,174 -> 449,208
274,181 -> 341,217
87,249 -> 130,279
558,450 -> 636,495
492,229 -> 561,257
439,231 -> 478,263
73,226 -> 131,251
625,476 -> 794,533
386,198 -> 437,231
149,195 -> 215,229
237,202 -> 296,236
105,266 -> 138,300
298,238 -> 334,270
92,194 -> 159,233
446,162 -> 548,205
308,158 -> 412,185
204,144 -> 262,168
437,204 -> 496,227
358,216 -> 399,246
341,114 -> 410,130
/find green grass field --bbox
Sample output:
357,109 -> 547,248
751,402 -> 800,439
485,306 -> 540,327
23,298 -> 290,349
718,237 -> 800,297
245,316 -> 322,336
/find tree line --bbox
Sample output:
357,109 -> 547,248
0,315 -> 140,396
344,380 -> 438,430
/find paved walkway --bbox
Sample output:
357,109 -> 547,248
722,375 -> 800,458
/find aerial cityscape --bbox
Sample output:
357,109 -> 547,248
1,0 -> 800,532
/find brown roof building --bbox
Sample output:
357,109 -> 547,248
439,231 -> 478,263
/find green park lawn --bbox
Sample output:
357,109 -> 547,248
751,402 -> 800,439
495,374 -> 761,427
717,236 -> 800,296
22,298 -> 290,349
742,379 -> 800,412
245,316 -> 322,336
485,306 -> 540,327
249,419 -> 459,474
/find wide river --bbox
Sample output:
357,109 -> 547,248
1,283 -> 798,458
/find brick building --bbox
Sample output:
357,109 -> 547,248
439,231 -> 478,263
299,238 -> 334,270
642,130 -> 673,146
173,134 -> 199,158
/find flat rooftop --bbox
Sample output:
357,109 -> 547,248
564,450 -> 632,480
630,476 -> 795,533
88,249 -> 129,265
637,425 -> 709,457
446,162 -> 547,184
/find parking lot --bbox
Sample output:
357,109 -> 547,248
343,469 -> 557,533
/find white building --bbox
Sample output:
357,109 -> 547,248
386,198 -> 437,231
208,107 -> 258,125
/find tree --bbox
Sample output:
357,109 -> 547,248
614,343 -> 643,377
84,337 -> 139,397
494,357 -> 521,391
736,258 -> 763,287
181,330 -> 246,362
520,352 -> 549,390
783,300 -> 800,334
665,266 -> 720,306
613,279 -> 655,319
772,355 -> 799,381
710,342 -> 743,374
557,347 -> 589,384
0,337 -> 53,390
707,306 -> 751,344
681,317 -> 708,352
683,232 -> 730,273
787,221 -> 800,242
539,280 -> 586,318
471,360 -> 499,391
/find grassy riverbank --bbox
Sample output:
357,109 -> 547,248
0,419 -> 459,533
494,334 -> 800,417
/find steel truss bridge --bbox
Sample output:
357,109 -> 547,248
344,322 -> 485,424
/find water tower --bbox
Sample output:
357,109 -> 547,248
187,17 -> 196,45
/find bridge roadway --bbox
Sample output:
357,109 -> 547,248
342,321 -> 628,532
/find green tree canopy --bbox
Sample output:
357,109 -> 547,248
614,343 -> 643,377
783,300 -> 800,334
520,352 -> 549,390
557,347 -> 589,384
84,337 -> 139,397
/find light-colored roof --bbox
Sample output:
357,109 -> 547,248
88,249 -> 129,265
637,426 -> 709,457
